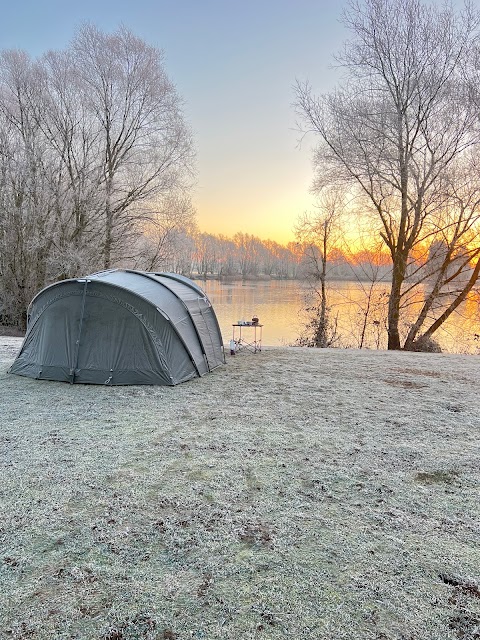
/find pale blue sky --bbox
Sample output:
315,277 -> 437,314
0,0 -> 349,243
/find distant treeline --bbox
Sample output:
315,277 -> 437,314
164,230 -> 393,282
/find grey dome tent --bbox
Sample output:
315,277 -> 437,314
9,270 -> 225,386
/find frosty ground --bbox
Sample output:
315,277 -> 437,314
0,337 -> 479,640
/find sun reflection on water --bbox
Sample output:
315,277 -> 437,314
195,279 -> 480,354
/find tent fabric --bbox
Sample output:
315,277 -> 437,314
148,273 -> 225,371
9,270 -> 225,386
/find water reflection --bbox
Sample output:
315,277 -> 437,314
196,279 -> 305,347
195,279 -> 480,353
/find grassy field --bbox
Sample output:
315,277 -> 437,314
0,337 -> 479,639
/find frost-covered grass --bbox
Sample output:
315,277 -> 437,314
0,337 -> 479,640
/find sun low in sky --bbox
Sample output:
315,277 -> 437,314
0,0 -> 349,245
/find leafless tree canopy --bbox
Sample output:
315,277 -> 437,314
295,0 -> 480,350
294,188 -> 345,347
0,25 -> 195,328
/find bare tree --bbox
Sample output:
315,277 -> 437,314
233,232 -> 264,278
0,51 -> 62,327
35,48 -> 105,275
137,194 -> 197,271
72,25 -> 195,269
342,238 -> 391,349
0,26 -> 195,328
194,233 -> 224,278
190,233 -> 302,280
295,0 -> 480,350
294,188 -> 344,347
402,155 -> 480,348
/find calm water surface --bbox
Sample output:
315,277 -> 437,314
195,279 -> 480,353
195,279 -> 305,347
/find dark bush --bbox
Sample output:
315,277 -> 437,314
408,336 -> 442,353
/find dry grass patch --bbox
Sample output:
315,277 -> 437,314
0,338 -> 479,639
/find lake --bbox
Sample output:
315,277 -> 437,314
194,279 -> 480,354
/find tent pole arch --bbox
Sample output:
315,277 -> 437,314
149,272 -> 226,364
128,270 -> 212,369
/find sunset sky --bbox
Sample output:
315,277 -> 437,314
0,0 -> 350,245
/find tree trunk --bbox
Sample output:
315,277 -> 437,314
316,229 -> 329,347
103,179 -> 113,270
421,258 -> 480,340
387,252 -> 407,350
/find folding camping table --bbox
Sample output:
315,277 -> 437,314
231,323 -> 263,353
